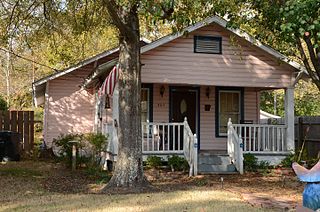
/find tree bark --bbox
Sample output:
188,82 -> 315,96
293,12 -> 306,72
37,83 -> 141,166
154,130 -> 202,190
103,1 -> 148,190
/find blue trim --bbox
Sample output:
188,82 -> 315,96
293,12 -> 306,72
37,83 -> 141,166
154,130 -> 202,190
169,86 -> 200,150
142,83 -> 153,122
215,87 -> 244,138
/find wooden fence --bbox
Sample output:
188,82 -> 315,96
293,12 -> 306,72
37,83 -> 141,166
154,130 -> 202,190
295,116 -> 320,159
0,111 -> 34,152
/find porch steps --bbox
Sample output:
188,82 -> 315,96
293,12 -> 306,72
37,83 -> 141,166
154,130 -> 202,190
198,151 -> 237,174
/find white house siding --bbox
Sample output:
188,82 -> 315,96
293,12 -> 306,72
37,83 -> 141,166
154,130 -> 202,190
141,23 -> 295,88
45,68 -> 95,146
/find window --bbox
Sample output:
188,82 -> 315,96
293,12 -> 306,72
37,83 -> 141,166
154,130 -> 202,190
141,88 -> 149,123
194,36 -> 222,54
216,88 -> 243,137
141,84 -> 153,123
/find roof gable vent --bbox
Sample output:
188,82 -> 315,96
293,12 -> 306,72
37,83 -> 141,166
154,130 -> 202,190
194,36 -> 222,54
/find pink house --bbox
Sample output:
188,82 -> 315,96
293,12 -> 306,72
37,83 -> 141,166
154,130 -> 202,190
33,17 -> 304,174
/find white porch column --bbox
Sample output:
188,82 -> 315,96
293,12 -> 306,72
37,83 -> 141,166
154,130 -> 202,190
285,87 -> 295,152
112,84 -> 119,156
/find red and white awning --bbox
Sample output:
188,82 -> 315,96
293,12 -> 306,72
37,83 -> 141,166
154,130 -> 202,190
99,65 -> 119,96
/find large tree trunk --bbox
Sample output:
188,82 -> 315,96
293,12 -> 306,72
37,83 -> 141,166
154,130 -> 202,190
103,2 -> 148,190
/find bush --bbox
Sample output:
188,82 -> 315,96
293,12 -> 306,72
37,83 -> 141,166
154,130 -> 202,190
146,156 -> 162,169
243,153 -> 258,172
52,133 -> 87,166
168,155 -> 189,171
280,153 -> 296,167
84,132 -> 108,167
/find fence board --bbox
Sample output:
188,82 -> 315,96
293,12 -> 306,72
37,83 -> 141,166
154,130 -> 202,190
17,111 -> 24,136
0,112 -> 3,130
23,112 -> 30,151
29,111 -> 34,150
11,111 -> 17,132
3,111 -> 10,130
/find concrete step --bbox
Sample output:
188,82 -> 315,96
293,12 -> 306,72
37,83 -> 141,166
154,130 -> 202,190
198,164 -> 237,173
198,154 -> 231,165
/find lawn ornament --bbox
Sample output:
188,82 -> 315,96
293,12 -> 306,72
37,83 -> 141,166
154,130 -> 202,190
292,160 -> 320,211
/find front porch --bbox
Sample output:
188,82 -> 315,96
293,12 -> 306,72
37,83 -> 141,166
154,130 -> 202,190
137,116 -> 293,175
103,84 -> 294,175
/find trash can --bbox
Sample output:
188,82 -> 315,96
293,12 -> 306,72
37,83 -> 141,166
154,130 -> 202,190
0,131 -> 21,161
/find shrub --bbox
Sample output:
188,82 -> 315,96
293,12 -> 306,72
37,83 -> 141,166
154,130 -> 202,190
168,155 -> 189,171
243,153 -> 258,172
280,153 -> 296,167
146,156 -> 162,169
85,132 -> 108,152
52,133 -> 85,166
257,160 -> 270,175
84,132 -> 108,167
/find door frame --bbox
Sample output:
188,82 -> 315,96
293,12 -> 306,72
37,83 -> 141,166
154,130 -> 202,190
169,86 -> 200,150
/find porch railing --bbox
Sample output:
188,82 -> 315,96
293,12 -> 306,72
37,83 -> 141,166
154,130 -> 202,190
227,119 -> 244,174
141,122 -> 185,154
232,123 -> 287,153
141,118 -> 198,176
183,118 -> 198,176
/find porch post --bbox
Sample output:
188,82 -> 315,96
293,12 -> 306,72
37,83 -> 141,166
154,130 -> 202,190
112,84 -> 119,156
285,87 -> 294,152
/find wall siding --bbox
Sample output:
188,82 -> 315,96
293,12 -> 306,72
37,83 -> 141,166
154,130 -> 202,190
46,68 -> 95,146
141,23 -> 295,88
153,84 -> 169,122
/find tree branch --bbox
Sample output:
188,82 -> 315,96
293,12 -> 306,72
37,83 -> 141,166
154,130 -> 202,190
103,0 -> 135,38
296,37 -> 320,90
303,33 -> 320,75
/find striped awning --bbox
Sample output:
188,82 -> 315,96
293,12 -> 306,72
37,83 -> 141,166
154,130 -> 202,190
99,65 -> 119,96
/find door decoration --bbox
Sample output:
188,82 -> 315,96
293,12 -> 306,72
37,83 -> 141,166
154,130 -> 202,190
180,99 -> 187,115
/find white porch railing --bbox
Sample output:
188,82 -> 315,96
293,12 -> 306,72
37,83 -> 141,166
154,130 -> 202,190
141,117 -> 198,176
227,119 -> 244,174
183,118 -> 198,176
232,123 -> 287,153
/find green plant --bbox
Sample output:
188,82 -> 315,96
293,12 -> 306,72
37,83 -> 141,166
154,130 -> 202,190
243,153 -> 258,172
168,155 -> 189,171
280,153 -> 296,167
146,156 -> 162,169
85,166 -> 111,184
85,132 -> 108,152
52,133 -> 85,166
257,160 -> 270,175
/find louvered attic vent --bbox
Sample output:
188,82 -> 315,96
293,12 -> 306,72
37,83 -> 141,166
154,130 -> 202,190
194,36 -> 222,54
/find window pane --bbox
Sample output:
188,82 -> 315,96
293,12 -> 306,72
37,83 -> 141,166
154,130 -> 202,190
141,89 -> 149,123
219,90 -> 241,135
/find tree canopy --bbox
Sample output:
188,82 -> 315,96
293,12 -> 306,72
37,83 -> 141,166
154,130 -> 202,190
231,0 -> 320,90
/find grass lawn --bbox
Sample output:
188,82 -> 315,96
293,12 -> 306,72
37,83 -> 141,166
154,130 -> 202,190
0,161 -> 302,212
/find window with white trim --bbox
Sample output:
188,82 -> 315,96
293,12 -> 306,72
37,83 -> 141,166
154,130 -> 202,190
218,90 -> 241,136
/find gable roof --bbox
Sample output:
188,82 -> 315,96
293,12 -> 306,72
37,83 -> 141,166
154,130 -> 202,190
33,16 -> 307,106
141,16 -> 305,72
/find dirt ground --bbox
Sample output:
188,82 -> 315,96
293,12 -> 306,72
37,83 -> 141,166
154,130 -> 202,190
0,160 -> 304,211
